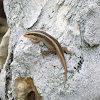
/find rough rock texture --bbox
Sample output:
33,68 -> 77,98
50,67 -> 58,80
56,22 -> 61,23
0,28 -> 10,70
0,0 -> 100,100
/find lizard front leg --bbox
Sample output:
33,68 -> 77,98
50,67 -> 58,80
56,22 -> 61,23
32,40 -> 41,44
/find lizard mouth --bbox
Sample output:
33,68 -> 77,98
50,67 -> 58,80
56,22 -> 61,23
23,34 -> 27,37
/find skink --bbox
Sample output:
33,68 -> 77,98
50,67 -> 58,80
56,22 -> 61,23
24,30 -> 71,85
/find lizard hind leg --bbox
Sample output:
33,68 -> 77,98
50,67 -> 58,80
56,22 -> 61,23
62,46 -> 72,60
42,48 -> 57,55
62,47 -> 71,54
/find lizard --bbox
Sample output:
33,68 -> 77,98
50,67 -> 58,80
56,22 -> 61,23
24,30 -> 71,86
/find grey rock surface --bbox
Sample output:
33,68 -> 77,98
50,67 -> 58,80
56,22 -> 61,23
0,0 -> 100,100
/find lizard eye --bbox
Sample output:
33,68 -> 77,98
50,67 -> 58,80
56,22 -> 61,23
24,33 -> 31,35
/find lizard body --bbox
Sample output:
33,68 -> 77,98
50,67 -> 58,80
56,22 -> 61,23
24,31 -> 71,85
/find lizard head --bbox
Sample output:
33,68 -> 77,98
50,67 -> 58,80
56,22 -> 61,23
24,33 -> 36,39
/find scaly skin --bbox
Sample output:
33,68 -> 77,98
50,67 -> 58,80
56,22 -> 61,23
24,30 -> 71,86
